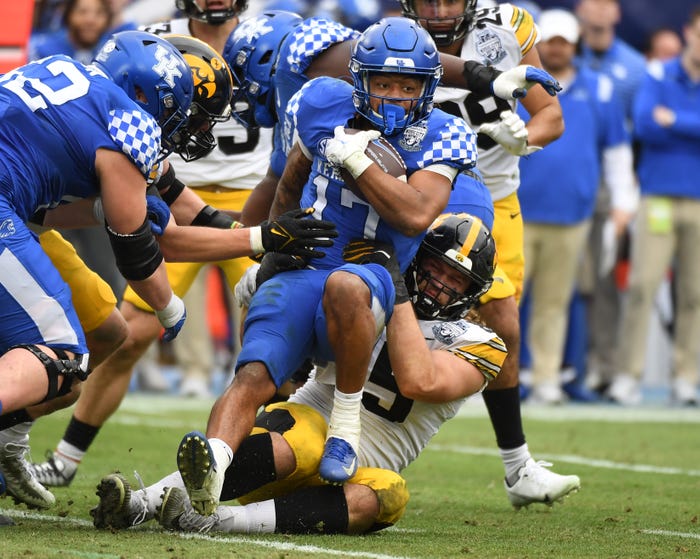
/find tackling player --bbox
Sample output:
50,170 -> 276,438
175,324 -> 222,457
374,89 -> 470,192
89,214 -> 573,535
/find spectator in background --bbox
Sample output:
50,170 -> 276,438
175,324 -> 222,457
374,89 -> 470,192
609,7 -> 700,406
573,0 -> 647,396
644,27 -> 683,62
30,0 -> 113,64
517,9 -> 636,405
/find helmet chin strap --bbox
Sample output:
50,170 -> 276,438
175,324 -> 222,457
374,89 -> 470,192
380,104 -> 406,135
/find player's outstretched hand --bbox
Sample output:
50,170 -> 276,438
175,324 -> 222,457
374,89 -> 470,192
259,207 -> 337,259
256,253 -> 307,288
478,110 -> 543,157
492,65 -> 562,99
343,239 -> 409,304
324,125 -> 381,179
146,195 -> 170,235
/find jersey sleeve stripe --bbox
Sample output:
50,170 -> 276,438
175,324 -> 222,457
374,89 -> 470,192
510,6 -> 538,56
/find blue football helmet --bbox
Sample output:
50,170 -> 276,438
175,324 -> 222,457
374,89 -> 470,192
92,30 -> 194,159
222,10 -> 303,129
350,17 -> 443,135
400,0 -> 478,47
175,0 -> 247,25
406,213 -> 496,320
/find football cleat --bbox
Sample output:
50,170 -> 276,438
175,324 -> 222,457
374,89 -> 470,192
176,431 -> 226,516
29,451 -> 77,487
91,473 -> 149,529
157,486 -> 218,533
319,437 -> 358,485
0,441 -> 55,509
505,459 -> 581,510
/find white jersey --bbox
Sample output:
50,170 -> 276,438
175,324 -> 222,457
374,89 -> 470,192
141,19 -> 273,190
434,4 -> 540,201
291,318 -> 506,473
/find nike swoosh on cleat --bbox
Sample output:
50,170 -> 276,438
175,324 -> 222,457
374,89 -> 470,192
342,457 -> 357,477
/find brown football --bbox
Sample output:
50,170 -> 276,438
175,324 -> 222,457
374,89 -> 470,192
340,129 -> 407,200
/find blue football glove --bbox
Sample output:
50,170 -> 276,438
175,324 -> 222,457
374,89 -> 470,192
525,66 -> 562,96
491,65 -> 562,99
155,294 -> 186,342
146,195 -> 170,235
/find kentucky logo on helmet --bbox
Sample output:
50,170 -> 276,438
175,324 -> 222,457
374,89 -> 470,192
152,44 -> 183,89
234,16 -> 274,44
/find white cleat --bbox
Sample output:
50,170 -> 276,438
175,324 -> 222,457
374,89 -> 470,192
506,459 -> 581,510
157,486 -> 218,533
0,441 -> 55,509
176,431 -> 226,516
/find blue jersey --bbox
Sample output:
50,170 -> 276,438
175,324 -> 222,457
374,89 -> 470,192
0,55 -> 162,222
518,66 -> 630,224
285,77 -> 478,271
271,17 -> 360,176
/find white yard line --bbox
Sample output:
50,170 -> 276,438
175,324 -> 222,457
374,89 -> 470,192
641,529 -> 700,541
0,509 -> 413,559
426,444 -> 700,477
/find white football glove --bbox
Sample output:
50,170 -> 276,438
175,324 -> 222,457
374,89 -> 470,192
478,110 -> 543,157
324,125 -> 381,179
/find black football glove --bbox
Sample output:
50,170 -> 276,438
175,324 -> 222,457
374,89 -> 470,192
260,208 -> 338,259
343,239 -> 409,304
256,253 -> 308,289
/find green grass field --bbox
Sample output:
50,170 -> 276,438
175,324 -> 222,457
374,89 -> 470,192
2,396 -> 699,559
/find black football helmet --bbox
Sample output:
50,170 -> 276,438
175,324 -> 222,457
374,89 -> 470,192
175,0 -> 247,25
406,213 -> 496,320
400,0 -> 478,47
164,35 -> 234,161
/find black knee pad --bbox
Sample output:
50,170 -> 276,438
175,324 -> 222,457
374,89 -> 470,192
9,345 -> 89,402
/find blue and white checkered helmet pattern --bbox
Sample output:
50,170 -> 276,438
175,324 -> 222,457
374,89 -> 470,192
416,118 -> 478,170
284,18 -> 360,75
108,109 -> 162,180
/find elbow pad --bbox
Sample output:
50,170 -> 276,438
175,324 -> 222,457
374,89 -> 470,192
462,61 -> 501,98
106,219 -> 163,281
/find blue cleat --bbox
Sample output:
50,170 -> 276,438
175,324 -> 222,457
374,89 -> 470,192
319,437 -> 358,484
176,431 -> 225,516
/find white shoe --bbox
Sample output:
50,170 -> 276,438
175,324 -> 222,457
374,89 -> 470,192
177,432 -> 227,516
606,374 -> 642,405
672,379 -> 698,406
528,382 -> 565,405
505,459 -> 581,509
179,377 -> 212,399
0,440 -> 55,509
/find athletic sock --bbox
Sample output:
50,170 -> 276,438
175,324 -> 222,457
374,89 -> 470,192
216,500 -> 276,533
501,443 -> 532,486
326,388 -> 362,451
